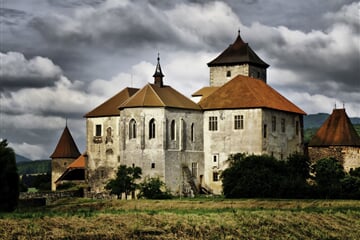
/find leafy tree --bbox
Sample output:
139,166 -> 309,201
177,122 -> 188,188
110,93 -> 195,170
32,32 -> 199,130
312,158 -> 345,198
105,165 -> 142,199
341,175 -> 360,199
284,153 -> 311,198
349,167 -> 360,178
138,177 -> 172,199
221,154 -> 287,198
0,140 -> 19,212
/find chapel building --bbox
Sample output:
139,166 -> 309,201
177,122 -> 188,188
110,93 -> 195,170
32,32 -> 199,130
84,32 -> 306,195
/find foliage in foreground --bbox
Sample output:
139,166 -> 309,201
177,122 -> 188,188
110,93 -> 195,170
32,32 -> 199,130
221,153 -> 360,199
0,140 -> 19,212
138,177 -> 172,199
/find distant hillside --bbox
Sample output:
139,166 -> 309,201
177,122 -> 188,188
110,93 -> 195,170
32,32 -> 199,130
304,113 -> 360,129
17,160 -> 51,175
15,154 -> 32,163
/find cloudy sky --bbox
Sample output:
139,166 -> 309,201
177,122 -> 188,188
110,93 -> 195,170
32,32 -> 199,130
1,0 -> 359,160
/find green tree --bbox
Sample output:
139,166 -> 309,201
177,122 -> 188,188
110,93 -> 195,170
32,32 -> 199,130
138,177 -> 172,199
221,153 -> 287,198
105,165 -> 142,199
0,140 -> 19,212
284,153 -> 311,198
312,158 -> 345,198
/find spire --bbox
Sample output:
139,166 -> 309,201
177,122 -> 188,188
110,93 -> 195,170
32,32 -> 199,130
153,53 -> 164,87
50,125 -> 81,159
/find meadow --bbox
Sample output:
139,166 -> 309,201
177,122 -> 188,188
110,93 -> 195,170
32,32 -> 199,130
1,197 -> 359,239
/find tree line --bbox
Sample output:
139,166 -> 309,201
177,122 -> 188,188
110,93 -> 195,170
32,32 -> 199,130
221,153 -> 360,199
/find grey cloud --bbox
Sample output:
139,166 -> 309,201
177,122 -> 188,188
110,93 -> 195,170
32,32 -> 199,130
0,52 -> 62,90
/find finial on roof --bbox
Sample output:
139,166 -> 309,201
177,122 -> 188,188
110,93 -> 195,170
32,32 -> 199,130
153,53 -> 164,87
238,29 -> 240,36
65,117 -> 68,127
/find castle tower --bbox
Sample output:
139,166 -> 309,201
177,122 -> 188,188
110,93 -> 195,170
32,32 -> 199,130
50,125 -> 81,191
308,108 -> 360,171
207,31 -> 269,86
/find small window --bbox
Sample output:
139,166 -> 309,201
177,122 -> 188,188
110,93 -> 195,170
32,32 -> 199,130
170,120 -> 176,140
151,163 -> 155,169
95,124 -> 102,136
213,172 -> 219,182
234,115 -> 244,130
190,123 -> 195,142
191,162 -> 198,177
226,70 -> 231,77
263,124 -> 267,138
209,116 -> 218,131
213,155 -> 218,163
271,116 -> 276,132
281,118 -> 285,133
295,120 -> 299,136
129,119 -> 137,139
149,118 -> 156,139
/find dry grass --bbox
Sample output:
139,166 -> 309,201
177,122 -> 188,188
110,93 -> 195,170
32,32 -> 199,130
1,198 -> 359,239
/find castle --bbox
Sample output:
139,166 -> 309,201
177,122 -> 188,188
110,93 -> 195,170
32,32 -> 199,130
52,32 -> 307,194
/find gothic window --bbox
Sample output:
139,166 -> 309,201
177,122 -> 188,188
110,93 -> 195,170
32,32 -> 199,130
281,118 -> 285,133
209,116 -> 218,131
191,123 -> 195,142
129,119 -> 136,139
234,115 -> 244,130
170,120 -> 176,140
271,116 -> 276,132
149,118 -> 156,139
95,124 -> 102,136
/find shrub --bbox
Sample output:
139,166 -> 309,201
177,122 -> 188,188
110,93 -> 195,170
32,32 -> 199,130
138,177 -> 172,199
312,157 -> 345,198
221,154 -> 287,198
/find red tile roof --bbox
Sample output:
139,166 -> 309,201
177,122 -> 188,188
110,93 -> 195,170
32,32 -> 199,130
85,87 -> 139,117
309,109 -> 360,146
199,75 -> 306,115
50,126 -> 81,159
55,154 -> 85,183
119,83 -> 201,110
207,33 -> 269,68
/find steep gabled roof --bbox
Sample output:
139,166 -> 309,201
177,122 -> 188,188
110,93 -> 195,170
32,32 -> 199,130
50,126 -> 81,159
85,87 -> 139,117
207,32 -> 269,68
309,108 -> 360,147
199,75 -> 306,114
119,83 -> 201,110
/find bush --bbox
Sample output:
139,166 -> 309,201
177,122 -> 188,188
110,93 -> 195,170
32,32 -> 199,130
138,177 -> 172,199
312,157 -> 345,198
221,154 -> 287,198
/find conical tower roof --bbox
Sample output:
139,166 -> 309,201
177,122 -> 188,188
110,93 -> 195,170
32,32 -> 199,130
207,31 -> 269,68
50,126 -> 81,158
309,108 -> 360,146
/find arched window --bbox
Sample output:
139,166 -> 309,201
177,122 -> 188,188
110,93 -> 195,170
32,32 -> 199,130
170,120 -> 176,140
191,123 -> 195,142
129,119 -> 136,139
149,118 -> 156,139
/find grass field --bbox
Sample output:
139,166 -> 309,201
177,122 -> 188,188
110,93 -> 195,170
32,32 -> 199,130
1,198 -> 359,239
